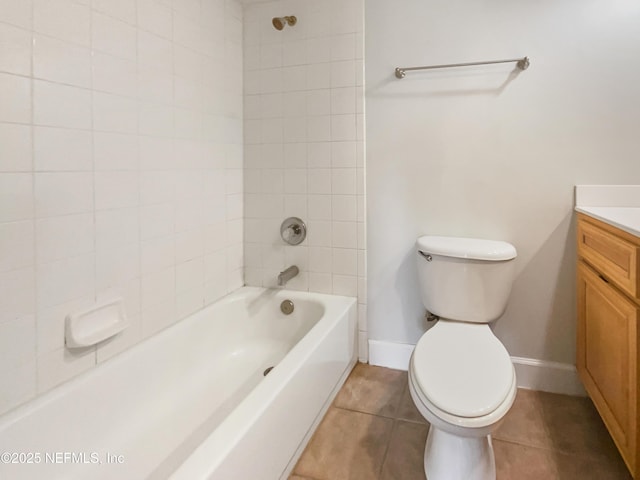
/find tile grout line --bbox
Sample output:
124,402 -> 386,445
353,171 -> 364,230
88,0 -> 99,367
332,403 -> 428,425
492,436 -> 624,466
375,418 -> 398,480
30,0 -> 38,397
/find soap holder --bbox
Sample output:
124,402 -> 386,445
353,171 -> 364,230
65,299 -> 129,349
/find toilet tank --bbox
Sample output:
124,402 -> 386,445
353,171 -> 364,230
415,236 -> 517,323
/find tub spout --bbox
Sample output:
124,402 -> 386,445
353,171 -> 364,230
277,266 -> 299,286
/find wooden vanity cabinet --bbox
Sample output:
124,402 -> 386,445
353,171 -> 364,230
577,213 -> 640,477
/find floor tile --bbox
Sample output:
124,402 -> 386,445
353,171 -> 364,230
494,389 -> 621,462
494,440 -> 559,479
554,450 -> 632,480
493,388 -> 552,449
380,420 -> 428,480
294,407 -> 394,480
396,380 -> 428,424
537,390 -> 621,461
333,363 -> 406,418
294,364 -> 633,480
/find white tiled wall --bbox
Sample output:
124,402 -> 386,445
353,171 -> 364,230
0,0 -> 243,415
241,0 -> 367,361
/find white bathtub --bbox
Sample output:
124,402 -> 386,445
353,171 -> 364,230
0,287 -> 357,480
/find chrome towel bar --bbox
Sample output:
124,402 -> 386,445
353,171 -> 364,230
395,57 -> 530,79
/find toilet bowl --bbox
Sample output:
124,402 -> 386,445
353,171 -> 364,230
411,236 -> 518,480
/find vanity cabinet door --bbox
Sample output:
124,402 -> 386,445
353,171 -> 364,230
577,261 -> 639,474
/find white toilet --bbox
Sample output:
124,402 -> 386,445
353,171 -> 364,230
409,235 -> 518,480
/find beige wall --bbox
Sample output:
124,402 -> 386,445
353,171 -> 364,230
365,0 -> 640,364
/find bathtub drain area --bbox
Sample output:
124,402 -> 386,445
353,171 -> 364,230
280,300 -> 294,315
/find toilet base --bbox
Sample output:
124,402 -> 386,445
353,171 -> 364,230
424,427 -> 496,480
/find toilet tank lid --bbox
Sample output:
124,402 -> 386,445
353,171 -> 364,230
416,236 -> 517,261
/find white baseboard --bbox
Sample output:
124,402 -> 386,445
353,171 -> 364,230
367,340 -> 586,397
368,340 -> 414,370
511,356 -> 586,396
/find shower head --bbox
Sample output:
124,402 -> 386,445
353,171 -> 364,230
272,16 -> 297,30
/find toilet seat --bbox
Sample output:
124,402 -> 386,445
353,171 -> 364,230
409,358 -> 516,433
411,321 -> 515,420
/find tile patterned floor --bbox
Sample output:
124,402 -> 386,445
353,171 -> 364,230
290,363 -> 631,480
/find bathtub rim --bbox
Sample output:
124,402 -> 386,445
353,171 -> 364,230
0,287 -> 351,428
170,287 -> 357,479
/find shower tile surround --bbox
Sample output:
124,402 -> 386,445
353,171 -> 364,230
241,0 -> 367,360
0,0 -> 244,415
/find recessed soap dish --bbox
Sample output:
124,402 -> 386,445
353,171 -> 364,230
65,299 -> 129,349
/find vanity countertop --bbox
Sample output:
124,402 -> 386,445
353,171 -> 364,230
575,185 -> 640,238
575,206 -> 640,238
